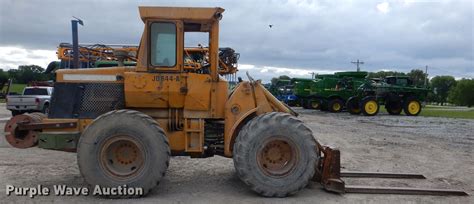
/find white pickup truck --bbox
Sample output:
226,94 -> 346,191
6,86 -> 53,116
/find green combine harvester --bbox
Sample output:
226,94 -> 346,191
291,77 -> 313,107
346,76 -> 430,116
292,72 -> 430,116
294,71 -> 368,112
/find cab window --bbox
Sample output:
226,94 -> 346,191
24,88 -> 49,95
397,78 -> 408,86
150,22 -> 176,67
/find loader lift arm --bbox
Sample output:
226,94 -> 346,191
314,145 -> 468,196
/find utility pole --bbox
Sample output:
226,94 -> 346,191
351,59 -> 364,72
424,65 -> 428,88
309,72 -> 316,79
71,17 -> 84,69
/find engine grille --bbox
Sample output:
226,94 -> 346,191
79,83 -> 124,114
49,83 -> 124,119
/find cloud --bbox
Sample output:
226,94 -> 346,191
235,64 -> 342,83
376,2 -> 391,13
0,0 -> 471,79
0,47 -> 56,69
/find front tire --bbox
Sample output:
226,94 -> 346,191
328,99 -> 344,113
346,97 -> 361,115
233,112 -> 318,197
385,101 -> 402,115
309,99 -> 321,109
77,109 -> 170,197
319,100 -> 328,111
404,97 -> 422,116
301,99 -> 310,109
360,96 -> 379,116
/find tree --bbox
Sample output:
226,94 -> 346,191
430,76 -> 456,106
271,75 -> 291,85
448,78 -> 474,107
0,69 -> 9,84
8,65 -> 52,84
407,69 -> 428,87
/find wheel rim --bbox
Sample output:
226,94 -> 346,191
408,101 -> 420,115
333,103 -> 341,111
257,138 -> 298,178
364,100 -> 378,115
100,135 -> 145,179
311,101 -> 320,109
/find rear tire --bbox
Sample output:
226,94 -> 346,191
301,99 -> 310,109
319,100 -> 328,111
346,97 -> 361,115
42,103 -> 50,115
11,110 -> 21,116
328,99 -> 344,113
77,109 -> 170,197
360,96 -> 379,116
403,97 -> 422,116
385,101 -> 402,115
233,112 -> 318,197
309,99 -> 321,109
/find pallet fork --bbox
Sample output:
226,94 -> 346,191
314,145 -> 468,196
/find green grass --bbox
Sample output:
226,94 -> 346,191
419,107 -> 474,119
8,84 -> 27,94
0,84 -> 27,103
379,105 -> 474,119
424,105 -> 459,109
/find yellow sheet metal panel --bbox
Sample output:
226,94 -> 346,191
213,77 -> 228,118
139,6 -> 224,22
124,72 -> 185,108
157,119 -> 186,152
223,82 -> 257,156
184,73 -> 211,111
125,71 -> 221,112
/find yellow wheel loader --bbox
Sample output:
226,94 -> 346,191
4,6 -> 467,198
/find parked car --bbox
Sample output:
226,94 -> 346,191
6,86 -> 53,116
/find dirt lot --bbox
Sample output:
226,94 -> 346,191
0,105 -> 472,203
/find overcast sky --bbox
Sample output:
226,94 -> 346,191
0,0 -> 472,81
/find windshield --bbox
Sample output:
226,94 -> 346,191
24,88 -> 49,95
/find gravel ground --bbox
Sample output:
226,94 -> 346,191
0,106 -> 472,203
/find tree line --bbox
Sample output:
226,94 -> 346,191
271,69 -> 474,107
0,65 -> 54,85
1,65 -> 472,107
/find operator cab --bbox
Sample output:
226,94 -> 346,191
136,7 -> 234,78
385,76 -> 413,86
